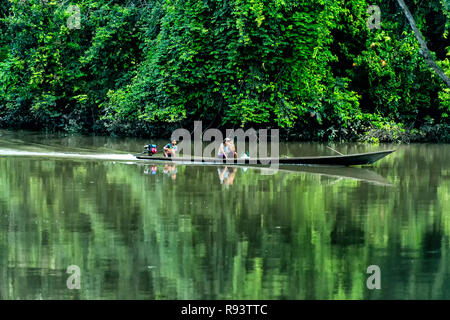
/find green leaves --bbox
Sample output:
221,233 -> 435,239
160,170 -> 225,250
0,0 -> 448,139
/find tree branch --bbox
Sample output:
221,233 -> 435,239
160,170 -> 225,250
397,0 -> 450,88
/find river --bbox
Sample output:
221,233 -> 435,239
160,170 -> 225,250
0,129 -> 448,299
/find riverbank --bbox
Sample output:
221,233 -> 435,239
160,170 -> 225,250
1,119 -> 448,143
359,123 -> 450,143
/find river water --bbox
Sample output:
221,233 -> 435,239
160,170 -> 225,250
0,129 -> 448,299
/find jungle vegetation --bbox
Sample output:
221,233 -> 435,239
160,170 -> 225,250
0,0 -> 449,141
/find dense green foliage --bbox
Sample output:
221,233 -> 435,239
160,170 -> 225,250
0,0 -> 449,140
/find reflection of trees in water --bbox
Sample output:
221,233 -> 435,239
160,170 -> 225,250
0,144 -> 448,299
330,207 -> 365,247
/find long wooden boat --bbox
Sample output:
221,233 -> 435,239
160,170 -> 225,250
135,150 -> 395,166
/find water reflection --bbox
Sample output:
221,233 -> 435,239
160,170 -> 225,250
163,164 -> 178,180
140,163 -> 391,187
217,167 -> 238,186
144,165 -> 158,176
0,130 -> 449,300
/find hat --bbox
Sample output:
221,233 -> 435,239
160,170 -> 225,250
224,137 -> 231,142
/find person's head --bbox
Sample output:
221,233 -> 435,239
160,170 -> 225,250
224,137 -> 231,145
171,139 -> 177,145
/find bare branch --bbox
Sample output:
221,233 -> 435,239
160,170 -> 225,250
397,0 -> 450,88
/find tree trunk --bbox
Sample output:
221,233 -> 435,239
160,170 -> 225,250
396,0 -> 450,88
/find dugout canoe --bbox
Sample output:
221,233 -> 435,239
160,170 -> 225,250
135,150 -> 395,166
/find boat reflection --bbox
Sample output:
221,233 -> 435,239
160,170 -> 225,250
163,164 -> 177,180
143,165 -> 158,175
268,165 -> 392,186
143,163 -> 392,186
217,166 -> 237,186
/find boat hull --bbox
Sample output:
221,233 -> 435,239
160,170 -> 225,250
135,150 -> 395,166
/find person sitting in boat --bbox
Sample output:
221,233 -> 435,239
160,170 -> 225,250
218,138 -> 237,159
228,139 -> 238,158
218,138 -> 230,159
163,139 -> 178,157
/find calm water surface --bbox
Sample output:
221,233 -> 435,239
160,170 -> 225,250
0,130 -> 449,299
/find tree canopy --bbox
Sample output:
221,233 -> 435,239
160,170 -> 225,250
0,0 -> 449,141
